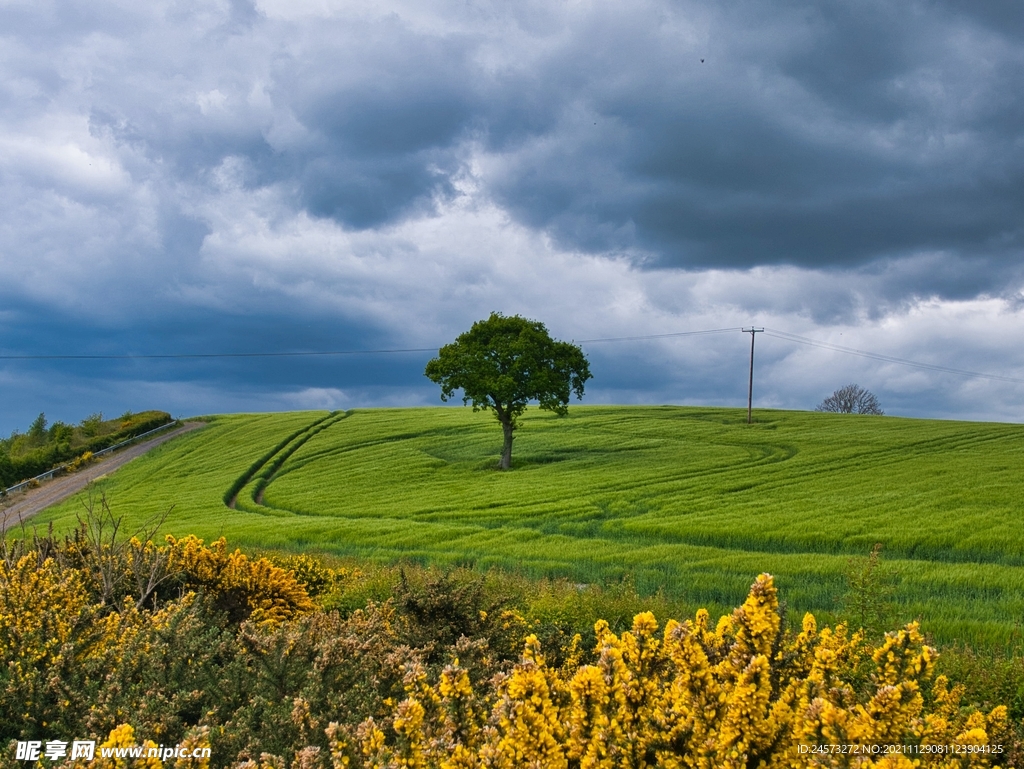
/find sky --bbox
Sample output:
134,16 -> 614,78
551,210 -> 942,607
1,0 -> 1023,435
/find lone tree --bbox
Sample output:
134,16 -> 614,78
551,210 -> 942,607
816,384 -> 884,415
425,312 -> 591,470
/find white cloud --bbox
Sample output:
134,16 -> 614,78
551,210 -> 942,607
281,387 -> 347,410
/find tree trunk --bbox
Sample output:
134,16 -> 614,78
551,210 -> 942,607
499,418 -> 514,470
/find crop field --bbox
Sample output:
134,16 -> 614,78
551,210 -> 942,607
27,405 -> 1024,648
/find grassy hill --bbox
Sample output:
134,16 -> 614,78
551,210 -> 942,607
28,406 -> 1024,648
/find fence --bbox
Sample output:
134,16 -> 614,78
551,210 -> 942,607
1,420 -> 179,496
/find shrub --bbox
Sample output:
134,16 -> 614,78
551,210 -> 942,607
1,522 -> 1019,767
167,535 -> 315,624
336,575 -> 1012,768
80,413 -> 104,438
841,542 -> 901,638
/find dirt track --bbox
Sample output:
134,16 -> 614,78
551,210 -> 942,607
1,421 -> 206,529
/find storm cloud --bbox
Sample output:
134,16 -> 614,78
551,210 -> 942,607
1,0 -> 1023,432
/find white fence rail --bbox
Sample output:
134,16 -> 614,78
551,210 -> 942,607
1,420 -> 178,496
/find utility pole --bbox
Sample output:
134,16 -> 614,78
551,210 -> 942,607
742,327 -> 763,424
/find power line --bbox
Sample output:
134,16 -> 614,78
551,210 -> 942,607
0,348 -> 439,361
578,327 -> 742,343
1,326 -> 1021,387
0,328 -> 743,360
763,328 -> 1024,385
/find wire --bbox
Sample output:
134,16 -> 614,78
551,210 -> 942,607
578,327 -> 742,343
2,326 -> 1021,387
0,328 -> 742,360
0,348 -> 439,361
763,328 -> 1024,385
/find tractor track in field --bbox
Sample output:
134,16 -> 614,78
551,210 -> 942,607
0,422 -> 207,530
225,410 -> 347,511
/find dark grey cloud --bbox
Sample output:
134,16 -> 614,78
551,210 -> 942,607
482,1 -> 1024,283
2,0 -> 1024,434
257,18 -> 480,226
8,0 -> 1018,287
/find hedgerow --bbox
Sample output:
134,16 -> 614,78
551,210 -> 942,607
0,411 -> 173,489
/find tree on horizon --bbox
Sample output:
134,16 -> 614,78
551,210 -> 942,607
816,383 -> 884,415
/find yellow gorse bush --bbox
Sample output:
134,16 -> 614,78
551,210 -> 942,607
2,526 -> 1014,767
330,575 -> 1009,769
65,451 -> 94,473
0,555 -> 122,735
166,535 -> 314,624
1,529 -> 317,755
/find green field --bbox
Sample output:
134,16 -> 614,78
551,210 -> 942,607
27,406 -> 1024,648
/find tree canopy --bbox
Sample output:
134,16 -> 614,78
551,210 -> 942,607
424,312 -> 591,469
816,383 -> 884,415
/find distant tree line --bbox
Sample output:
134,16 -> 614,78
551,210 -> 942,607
0,410 -> 172,489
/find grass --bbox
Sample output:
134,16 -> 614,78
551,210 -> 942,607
26,405 -> 1024,649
